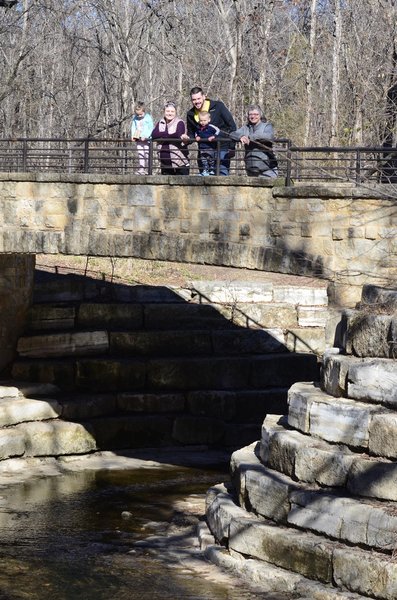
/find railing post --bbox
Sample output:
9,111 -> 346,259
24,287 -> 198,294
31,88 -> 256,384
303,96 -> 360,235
285,139 -> 292,186
83,138 -> 90,173
215,139 -> 221,176
148,140 -> 153,175
355,149 -> 361,185
22,139 -> 28,172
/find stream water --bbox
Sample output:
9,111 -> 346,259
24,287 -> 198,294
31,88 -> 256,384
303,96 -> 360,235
0,464 -> 279,600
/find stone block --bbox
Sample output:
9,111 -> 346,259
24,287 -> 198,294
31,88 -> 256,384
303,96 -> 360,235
347,313 -> 393,358
222,303 -> 299,329
288,491 -> 373,546
288,491 -> 344,540
190,281 -> 273,303
230,443 -> 261,503
148,357 -> 251,391
117,392 -> 185,413
261,414 -> 356,488
347,358 -> 397,406
347,459 -> 397,501
0,396 -> 61,426
212,329 -> 288,355
76,358 -> 146,392
321,352 -> 351,397
172,415 -> 224,445
0,428 -> 25,459
89,415 -> 173,449
11,360 -> 76,391
77,303 -> 143,329
110,330 -> 212,356
245,465 -> 299,523
272,286 -> 328,306
297,306 -> 329,327
266,428 -> 302,477
252,354 -> 319,389
0,385 -> 19,398
294,443 -> 355,488
144,303 -> 229,330
369,412 -> 397,459
28,304 -> 76,331
360,284 -> 397,312
20,420 -> 97,456
17,331 -> 109,358
60,393 -> 117,419
206,491 -> 254,544
284,328 -> 326,354
333,546 -> 397,599
288,381 -> 322,432
229,518 -> 333,583
367,506 -> 397,551
309,396 -> 377,448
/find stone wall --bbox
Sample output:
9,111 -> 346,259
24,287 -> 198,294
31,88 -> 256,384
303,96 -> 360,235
0,254 -> 35,373
0,173 -> 396,305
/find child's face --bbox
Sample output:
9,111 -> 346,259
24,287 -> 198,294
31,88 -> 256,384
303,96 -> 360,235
135,109 -> 145,118
199,115 -> 210,127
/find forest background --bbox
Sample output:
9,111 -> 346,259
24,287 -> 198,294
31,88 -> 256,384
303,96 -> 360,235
1,0 -> 397,147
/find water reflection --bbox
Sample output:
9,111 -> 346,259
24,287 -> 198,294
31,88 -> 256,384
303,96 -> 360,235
0,467 -> 274,600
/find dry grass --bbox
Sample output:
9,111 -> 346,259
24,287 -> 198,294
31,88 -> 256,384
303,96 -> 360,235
35,254 -> 328,289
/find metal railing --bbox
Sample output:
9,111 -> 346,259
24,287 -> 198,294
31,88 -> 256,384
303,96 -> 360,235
0,137 -> 396,185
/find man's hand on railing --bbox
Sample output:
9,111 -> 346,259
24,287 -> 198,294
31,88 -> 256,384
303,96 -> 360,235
240,135 -> 250,145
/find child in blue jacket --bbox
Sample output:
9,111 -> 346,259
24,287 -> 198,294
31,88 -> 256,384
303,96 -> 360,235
131,101 -> 154,174
194,111 -> 220,175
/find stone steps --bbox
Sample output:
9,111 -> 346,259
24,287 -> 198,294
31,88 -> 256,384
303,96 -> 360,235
232,441 -> 397,552
27,300 -> 327,341
202,284 -> 397,598
206,484 -> 397,600
11,353 -> 319,392
0,384 -> 287,452
16,327 -> 311,358
6,269 -> 326,453
21,320 -> 327,358
322,351 -> 397,406
288,381 -> 397,457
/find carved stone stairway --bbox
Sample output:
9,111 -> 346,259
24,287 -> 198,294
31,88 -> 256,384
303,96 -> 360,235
2,269 -> 326,457
201,284 -> 397,600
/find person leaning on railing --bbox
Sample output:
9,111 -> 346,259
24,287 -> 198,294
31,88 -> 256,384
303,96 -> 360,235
230,105 -> 278,178
151,101 -> 190,175
181,86 -> 236,176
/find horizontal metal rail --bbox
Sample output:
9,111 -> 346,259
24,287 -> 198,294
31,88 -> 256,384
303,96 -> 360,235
0,138 -> 396,185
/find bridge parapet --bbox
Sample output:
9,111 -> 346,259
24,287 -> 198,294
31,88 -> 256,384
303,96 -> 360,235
0,172 -> 396,306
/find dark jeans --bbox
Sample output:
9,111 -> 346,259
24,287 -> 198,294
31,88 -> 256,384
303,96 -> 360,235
200,149 -> 216,173
198,148 -> 230,176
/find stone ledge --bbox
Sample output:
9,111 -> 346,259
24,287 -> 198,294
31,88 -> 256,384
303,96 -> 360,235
206,487 -> 397,598
260,415 -> 397,502
201,523 -> 366,599
322,352 -> 397,406
274,183 -> 396,199
0,171 -> 281,187
288,381 -> 388,449
260,415 -> 355,487
231,440 -> 397,552
17,330 -> 109,357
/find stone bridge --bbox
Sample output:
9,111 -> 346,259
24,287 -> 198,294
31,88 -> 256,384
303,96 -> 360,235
0,172 -> 396,370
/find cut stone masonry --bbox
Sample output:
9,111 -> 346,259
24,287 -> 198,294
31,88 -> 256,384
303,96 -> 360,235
201,284 -> 397,599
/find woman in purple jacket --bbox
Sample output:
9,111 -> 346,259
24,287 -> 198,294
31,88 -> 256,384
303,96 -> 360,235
151,102 -> 189,175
